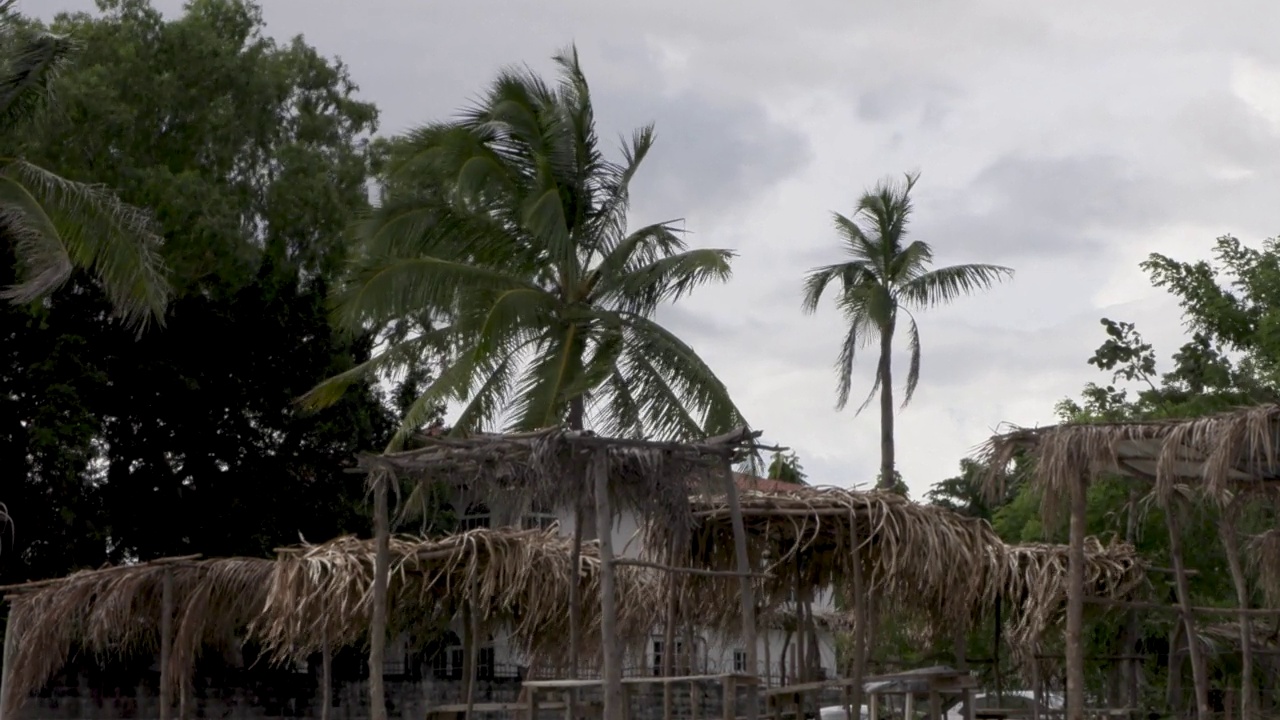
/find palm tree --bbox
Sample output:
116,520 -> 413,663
0,2 -> 169,330
305,46 -> 749,720
801,172 -> 1011,490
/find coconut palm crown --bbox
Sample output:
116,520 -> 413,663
802,172 -> 1012,489
307,46 -> 747,444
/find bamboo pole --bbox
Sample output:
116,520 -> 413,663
1165,500 -> 1210,720
592,449 -> 623,720
159,568 -> 174,720
569,501 -> 584,720
720,459 -> 759,720
1065,475 -> 1086,720
369,471 -> 390,720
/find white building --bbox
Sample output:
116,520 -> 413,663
386,475 -> 840,686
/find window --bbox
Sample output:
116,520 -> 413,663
431,640 -> 495,681
460,503 -> 490,531
652,638 -> 701,675
732,650 -> 748,673
521,500 -> 558,531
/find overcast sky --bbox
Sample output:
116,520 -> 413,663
36,0 -> 1280,498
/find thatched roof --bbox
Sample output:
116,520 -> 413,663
253,527 -> 663,666
660,486 -> 1146,659
2,556 -> 273,718
980,404 -> 1280,510
0,526 -> 670,717
359,426 -> 763,532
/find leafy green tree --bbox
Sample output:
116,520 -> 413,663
0,0 -> 168,330
766,451 -> 807,484
309,47 -> 746,443
801,172 -> 1012,490
0,0 -> 410,581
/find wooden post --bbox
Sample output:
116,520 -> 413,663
1030,661 -> 1041,720
321,635 -> 332,720
592,449 -> 623,720
1065,475 -> 1087,720
160,568 -> 174,720
663,539 -> 678,720
994,594 -> 1003,705
721,458 -> 759,720
464,598 -> 478,720
1,603 -> 19,720
369,471 -> 390,720
569,501 -> 585,720
848,507 -> 868,720
1166,500 -> 1210,720
722,675 -> 736,720
1220,499 -> 1255,720
928,691 -> 941,720
954,623 -> 970,720
687,625 -> 700,720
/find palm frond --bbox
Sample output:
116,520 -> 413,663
0,19 -> 76,132
902,313 -> 921,407
898,262 -> 1013,310
1,161 -> 169,331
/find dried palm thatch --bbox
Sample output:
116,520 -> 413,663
1,556 -> 273,718
1249,529 -> 1280,607
253,526 -> 664,666
659,486 -> 1146,659
995,538 -> 1145,663
981,405 -> 1280,517
361,426 -> 762,534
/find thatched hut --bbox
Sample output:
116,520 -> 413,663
358,426 -> 767,720
981,403 -> 1280,720
655,485 -> 1147,713
0,556 -> 273,720
0,526 -> 673,720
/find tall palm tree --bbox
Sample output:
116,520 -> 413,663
308,47 -> 745,443
801,172 -> 1011,490
0,1 -> 168,330
305,46 -> 749,720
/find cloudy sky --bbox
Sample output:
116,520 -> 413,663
37,0 -> 1280,498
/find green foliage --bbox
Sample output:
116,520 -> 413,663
766,451 -> 807,484
312,46 -> 747,443
0,0 -> 169,330
0,0 -> 432,582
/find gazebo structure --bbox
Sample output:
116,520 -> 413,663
351,426 -> 770,720
653,485 -> 1148,718
981,403 -> 1280,720
0,528 -> 662,720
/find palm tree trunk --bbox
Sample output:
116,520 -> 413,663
369,472 -> 390,720
877,324 -> 896,490
1219,500 -> 1255,719
592,448 -> 623,720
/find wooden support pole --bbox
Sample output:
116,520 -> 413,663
663,538 -> 678,720
0,604 -> 18,720
1166,502 -> 1210,720
848,509 -> 868,720
592,449 -> 623,720
368,471 -> 390,720
994,594 -> 1003,704
159,568 -> 174,720
1220,500 -> 1255,720
320,635 -> 332,720
721,459 -> 759,720
1065,475 -> 1086,720
464,598 -> 477,720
